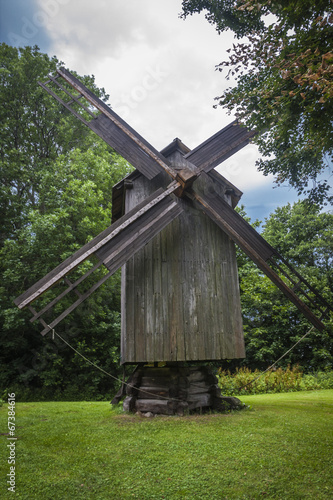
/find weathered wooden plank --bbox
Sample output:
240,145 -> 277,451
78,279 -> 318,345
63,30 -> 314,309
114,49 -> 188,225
140,376 -> 180,388
271,255 -> 333,315
137,386 -> 176,400
135,399 -> 175,415
39,268 -> 115,335
123,396 -> 136,412
38,199 -> 182,335
47,74 -> 97,118
29,261 -> 101,322
97,198 -> 183,273
90,113 -> 169,181
192,172 -> 276,261
125,369 -> 142,396
118,366 -> 237,414
38,80 -> 89,126
121,159 -> 245,363
188,369 -> 217,384
188,393 -> 213,410
187,381 -> 213,395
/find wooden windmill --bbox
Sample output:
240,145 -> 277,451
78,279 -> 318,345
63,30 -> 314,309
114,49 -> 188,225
14,68 -> 332,415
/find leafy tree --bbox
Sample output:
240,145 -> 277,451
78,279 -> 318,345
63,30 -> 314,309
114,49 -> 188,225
234,202 -> 333,372
0,44 -> 132,399
181,1 -> 333,205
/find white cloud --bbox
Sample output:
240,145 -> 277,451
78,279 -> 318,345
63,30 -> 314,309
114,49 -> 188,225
35,0 -> 292,210
217,144 -> 275,191
38,0 -> 235,145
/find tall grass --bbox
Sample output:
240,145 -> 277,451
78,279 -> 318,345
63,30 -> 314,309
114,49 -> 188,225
217,366 -> 333,396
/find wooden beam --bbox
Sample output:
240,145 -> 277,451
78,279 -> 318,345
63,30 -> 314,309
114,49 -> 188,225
271,255 -> 333,315
47,75 -> 97,118
40,269 -> 115,335
194,172 -> 276,261
38,80 -> 89,126
39,198 -> 183,335
29,261 -> 102,323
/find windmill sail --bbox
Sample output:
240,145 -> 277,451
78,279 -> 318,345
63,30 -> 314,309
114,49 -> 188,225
185,120 -> 256,173
189,177 -> 332,331
14,184 -> 182,335
39,68 -> 176,181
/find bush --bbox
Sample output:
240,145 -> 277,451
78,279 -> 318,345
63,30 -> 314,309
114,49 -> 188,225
1,384 -> 114,402
217,366 -> 333,396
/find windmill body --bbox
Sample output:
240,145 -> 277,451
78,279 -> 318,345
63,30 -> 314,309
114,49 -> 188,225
113,139 -> 245,365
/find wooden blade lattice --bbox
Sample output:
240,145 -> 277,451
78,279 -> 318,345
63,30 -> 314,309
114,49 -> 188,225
14,184 -> 182,335
39,68 -> 176,181
189,177 -> 332,332
185,120 -> 256,173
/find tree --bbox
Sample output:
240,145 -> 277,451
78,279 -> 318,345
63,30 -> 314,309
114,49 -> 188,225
234,202 -> 333,371
0,44 -> 132,399
181,1 -> 333,205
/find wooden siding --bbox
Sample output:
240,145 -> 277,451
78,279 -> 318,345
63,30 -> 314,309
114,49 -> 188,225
121,155 -> 245,364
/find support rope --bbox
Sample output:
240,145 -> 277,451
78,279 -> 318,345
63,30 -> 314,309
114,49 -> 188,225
51,324 -> 317,399
237,325 -> 315,391
51,329 -> 184,403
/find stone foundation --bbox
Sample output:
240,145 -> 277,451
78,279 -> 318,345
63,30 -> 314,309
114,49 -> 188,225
112,365 -> 242,416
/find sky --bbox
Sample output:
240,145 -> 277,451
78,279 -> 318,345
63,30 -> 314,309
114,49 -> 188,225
0,0 -> 305,224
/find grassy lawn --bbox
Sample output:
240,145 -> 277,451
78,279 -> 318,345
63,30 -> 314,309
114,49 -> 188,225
1,390 -> 332,499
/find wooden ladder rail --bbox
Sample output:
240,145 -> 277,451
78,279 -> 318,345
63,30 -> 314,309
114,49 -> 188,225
38,78 -> 96,127
268,255 -> 333,319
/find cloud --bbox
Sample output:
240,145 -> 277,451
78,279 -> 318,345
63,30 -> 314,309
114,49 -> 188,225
40,0 -> 179,70
217,144 -> 275,191
3,0 -> 304,219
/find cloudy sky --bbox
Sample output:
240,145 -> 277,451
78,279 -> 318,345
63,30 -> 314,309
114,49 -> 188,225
0,0 -> 303,223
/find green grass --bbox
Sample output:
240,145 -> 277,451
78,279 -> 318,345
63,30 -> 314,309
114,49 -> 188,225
1,391 -> 333,499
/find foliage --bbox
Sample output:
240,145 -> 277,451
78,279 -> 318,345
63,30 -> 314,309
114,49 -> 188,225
1,392 -> 333,498
0,44 -> 133,398
217,365 -> 333,395
181,1 -> 333,205
233,202 -> 333,371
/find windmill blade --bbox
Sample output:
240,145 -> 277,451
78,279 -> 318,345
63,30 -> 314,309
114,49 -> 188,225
14,182 -> 182,335
188,176 -> 332,332
39,68 -> 176,181
185,120 -> 256,173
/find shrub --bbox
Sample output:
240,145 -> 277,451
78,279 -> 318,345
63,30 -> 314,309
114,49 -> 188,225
217,366 -> 333,396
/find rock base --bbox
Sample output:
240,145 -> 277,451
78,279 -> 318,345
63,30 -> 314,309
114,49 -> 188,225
112,365 -> 243,416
